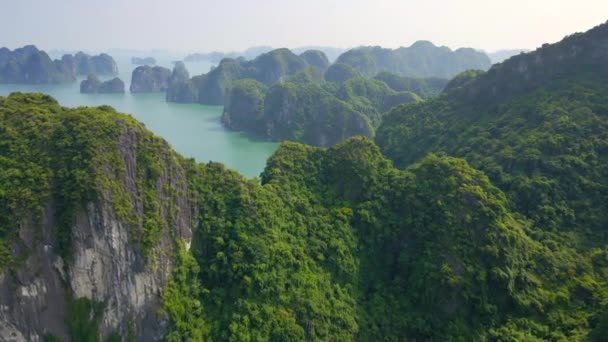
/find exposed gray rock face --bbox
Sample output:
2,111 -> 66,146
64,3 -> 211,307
0,123 -> 193,341
0,203 -> 69,342
130,66 -> 172,93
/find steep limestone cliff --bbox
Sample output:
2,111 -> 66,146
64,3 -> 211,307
0,93 -> 192,341
81,75 -> 125,94
130,66 -> 171,93
0,45 -> 75,84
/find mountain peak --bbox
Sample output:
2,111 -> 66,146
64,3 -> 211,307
445,20 -> 608,100
409,40 -> 437,49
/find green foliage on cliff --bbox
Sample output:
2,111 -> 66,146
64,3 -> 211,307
221,79 -> 267,134
157,134 -> 608,340
368,22 -> 608,338
298,50 -> 330,72
0,93 -> 57,266
163,241 -> 208,341
191,58 -> 242,105
336,76 -> 421,125
166,80 -> 199,103
324,63 -> 361,85
379,73 -> 608,238
251,48 -> 309,86
222,79 -> 376,146
376,21 -> 608,239
441,69 -> 486,93
262,81 -> 374,145
66,297 -> 104,342
287,66 -> 325,85
374,71 -> 448,99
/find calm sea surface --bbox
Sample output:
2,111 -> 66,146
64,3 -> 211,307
0,55 -> 278,178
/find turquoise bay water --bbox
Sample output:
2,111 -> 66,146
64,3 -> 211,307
0,57 -> 278,178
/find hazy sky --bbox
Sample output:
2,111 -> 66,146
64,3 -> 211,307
1,0 -> 607,52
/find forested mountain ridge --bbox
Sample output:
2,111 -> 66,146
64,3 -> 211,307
445,22 -> 608,102
167,48 -> 312,105
167,42 -> 482,106
3,90 -> 607,340
335,40 -> 492,78
4,93 -> 597,340
220,56 -> 449,147
376,20 -> 608,241
167,43 -> 482,145
486,49 -> 529,63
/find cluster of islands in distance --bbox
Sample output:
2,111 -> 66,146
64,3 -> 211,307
0,41 -> 520,176
2,18 -> 608,341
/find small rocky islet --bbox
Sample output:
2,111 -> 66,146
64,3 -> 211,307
80,74 -> 125,94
